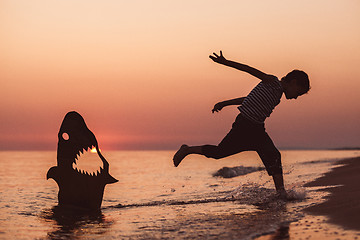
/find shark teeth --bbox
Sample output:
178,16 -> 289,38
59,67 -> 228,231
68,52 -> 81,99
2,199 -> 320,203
71,144 -> 103,177
73,167 -> 102,177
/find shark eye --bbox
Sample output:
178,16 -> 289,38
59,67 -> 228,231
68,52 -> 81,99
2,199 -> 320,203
62,132 -> 69,141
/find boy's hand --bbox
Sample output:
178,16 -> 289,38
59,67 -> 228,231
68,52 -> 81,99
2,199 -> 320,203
212,102 -> 224,113
209,51 -> 227,64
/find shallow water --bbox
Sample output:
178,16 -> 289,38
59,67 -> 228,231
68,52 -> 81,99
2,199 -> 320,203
0,150 -> 360,239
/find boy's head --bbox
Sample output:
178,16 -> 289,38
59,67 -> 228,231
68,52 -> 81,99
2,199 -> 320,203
281,70 -> 310,99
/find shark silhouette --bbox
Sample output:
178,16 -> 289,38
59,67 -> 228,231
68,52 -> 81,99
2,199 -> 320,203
47,111 -> 118,210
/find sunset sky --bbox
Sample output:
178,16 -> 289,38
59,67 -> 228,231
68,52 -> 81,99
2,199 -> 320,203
1,0 -> 359,150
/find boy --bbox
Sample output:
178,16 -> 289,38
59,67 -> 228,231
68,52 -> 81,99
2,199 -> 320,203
173,51 -> 310,198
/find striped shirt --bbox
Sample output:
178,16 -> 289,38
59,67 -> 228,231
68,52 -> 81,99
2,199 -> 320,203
238,79 -> 283,124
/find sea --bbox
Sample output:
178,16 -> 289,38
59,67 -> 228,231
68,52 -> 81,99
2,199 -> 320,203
1,150 -> 360,239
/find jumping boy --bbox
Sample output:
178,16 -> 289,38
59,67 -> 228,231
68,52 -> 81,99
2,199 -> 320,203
173,51 -> 310,198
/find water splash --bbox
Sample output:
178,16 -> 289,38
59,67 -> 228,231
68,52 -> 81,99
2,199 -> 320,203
107,184 -> 307,211
286,188 -> 306,201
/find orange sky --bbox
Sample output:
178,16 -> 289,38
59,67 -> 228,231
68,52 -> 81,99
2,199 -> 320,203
1,0 -> 359,150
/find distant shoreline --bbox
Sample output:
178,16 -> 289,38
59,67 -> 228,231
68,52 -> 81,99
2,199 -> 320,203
279,147 -> 360,151
1,148 -> 360,152
328,147 -> 360,151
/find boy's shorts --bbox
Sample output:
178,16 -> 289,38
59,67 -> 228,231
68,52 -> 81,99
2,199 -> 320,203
202,114 -> 282,176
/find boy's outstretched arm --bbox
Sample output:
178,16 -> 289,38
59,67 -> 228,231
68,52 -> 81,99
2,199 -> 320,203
209,51 -> 277,82
212,97 -> 245,113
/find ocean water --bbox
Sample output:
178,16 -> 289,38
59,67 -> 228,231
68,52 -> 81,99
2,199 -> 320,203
0,150 -> 360,239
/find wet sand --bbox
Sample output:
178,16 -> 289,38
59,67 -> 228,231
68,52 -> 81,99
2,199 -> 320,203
256,156 -> 360,240
304,157 -> 360,230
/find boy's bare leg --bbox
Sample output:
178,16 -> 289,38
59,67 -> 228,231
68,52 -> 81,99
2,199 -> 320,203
272,173 -> 287,198
173,145 -> 203,167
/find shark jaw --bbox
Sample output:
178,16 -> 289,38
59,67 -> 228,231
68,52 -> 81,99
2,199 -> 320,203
71,144 -> 106,177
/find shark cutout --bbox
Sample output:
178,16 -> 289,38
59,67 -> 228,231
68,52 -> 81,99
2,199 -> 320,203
47,111 -> 118,210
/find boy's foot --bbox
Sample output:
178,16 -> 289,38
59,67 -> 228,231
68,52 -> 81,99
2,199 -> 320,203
173,144 -> 189,167
276,190 -> 288,200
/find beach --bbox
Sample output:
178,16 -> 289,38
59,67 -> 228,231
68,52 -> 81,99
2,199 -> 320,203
304,157 -> 360,231
1,150 -> 360,239
258,156 -> 360,239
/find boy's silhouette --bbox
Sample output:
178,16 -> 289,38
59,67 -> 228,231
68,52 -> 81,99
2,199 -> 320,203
173,51 -> 310,199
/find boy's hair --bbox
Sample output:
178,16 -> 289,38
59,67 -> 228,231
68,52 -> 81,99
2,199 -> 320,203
283,70 -> 310,94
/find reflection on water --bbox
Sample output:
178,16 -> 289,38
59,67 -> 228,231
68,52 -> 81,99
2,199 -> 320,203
104,200 -> 288,239
40,206 -> 112,239
271,224 -> 290,240
256,223 -> 290,240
